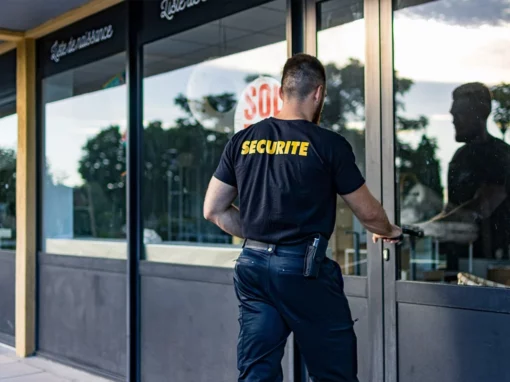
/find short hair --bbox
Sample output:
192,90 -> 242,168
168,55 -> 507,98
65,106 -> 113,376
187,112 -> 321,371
452,82 -> 492,119
281,53 -> 326,100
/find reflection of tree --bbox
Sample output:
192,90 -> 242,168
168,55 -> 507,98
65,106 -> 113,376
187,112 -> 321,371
76,95 -> 231,242
142,105 -> 229,242
491,83 -> 510,141
180,92 -> 237,132
76,60 -> 441,242
77,126 -> 126,238
0,148 -> 16,232
319,59 -> 442,199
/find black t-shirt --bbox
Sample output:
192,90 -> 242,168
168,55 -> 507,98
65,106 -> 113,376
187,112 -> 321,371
213,117 -> 365,244
447,135 -> 510,258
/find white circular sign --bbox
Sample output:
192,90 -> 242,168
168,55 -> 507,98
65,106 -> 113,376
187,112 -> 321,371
186,58 -> 243,132
234,76 -> 283,133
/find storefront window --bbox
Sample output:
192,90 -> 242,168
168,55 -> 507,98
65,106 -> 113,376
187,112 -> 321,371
42,53 -> 127,257
317,0 -> 366,275
394,0 -> 510,287
142,0 -> 286,255
0,51 -> 17,251
0,113 -> 16,251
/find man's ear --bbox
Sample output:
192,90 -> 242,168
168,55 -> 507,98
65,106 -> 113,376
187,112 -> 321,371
279,86 -> 284,101
314,85 -> 324,103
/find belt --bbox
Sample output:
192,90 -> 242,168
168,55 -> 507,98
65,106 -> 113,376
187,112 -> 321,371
242,239 -> 310,254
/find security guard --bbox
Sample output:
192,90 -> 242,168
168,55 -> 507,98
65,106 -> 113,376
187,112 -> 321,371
204,53 -> 402,382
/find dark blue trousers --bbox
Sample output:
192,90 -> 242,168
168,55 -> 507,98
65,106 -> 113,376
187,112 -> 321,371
234,246 -> 358,382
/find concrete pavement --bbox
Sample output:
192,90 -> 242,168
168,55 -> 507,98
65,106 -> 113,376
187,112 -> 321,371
0,344 -> 113,382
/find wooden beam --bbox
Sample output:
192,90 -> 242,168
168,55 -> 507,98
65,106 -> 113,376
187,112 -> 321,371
0,28 -> 24,42
25,0 -> 123,39
0,42 -> 16,55
16,38 -> 37,358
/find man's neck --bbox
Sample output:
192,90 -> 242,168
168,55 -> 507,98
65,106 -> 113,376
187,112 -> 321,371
276,105 -> 312,122
468,129 -> 490,144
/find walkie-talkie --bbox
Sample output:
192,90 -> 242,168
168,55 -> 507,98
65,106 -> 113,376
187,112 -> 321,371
303,236 -> 327,279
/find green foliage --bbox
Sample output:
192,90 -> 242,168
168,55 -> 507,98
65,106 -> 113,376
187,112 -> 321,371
75,59 -> 444,241
0,148 -> 16,224
77,126 -> 126,238
491,83 -> 510,139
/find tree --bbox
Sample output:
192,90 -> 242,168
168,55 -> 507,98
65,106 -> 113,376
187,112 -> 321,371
491,83 -> 510,141
0,148 -> 16,228
78,126 -> 126,238
77,60 -> 442,242
319,59 -> 442,200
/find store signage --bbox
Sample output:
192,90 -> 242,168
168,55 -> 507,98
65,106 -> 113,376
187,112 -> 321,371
50,25 -> 114,63
160,0 -> 208,21
234,76 -> 283,133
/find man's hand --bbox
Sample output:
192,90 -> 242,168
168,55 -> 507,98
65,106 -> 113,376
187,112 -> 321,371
372,224 -> 403,244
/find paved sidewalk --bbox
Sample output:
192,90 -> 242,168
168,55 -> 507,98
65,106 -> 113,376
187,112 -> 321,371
0,344 -> 113,382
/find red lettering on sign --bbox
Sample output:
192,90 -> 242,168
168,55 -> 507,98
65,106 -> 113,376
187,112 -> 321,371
259,83 -> 271,118
273,85 -> 282,115
244,86 -> 257,120
238,79 -> 283,132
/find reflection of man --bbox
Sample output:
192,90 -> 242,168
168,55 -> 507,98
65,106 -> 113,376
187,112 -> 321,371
425,82 -> 510,267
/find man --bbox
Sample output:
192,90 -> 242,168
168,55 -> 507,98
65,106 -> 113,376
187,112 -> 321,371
422,82 -> 510,267
204,54 -> 402,382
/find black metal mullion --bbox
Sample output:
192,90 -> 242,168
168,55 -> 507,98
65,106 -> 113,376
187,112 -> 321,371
126,0 -> 143,381
289,0 -> 306,55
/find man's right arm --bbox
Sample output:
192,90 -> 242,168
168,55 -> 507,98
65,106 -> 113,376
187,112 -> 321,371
330,134 -> 401,242
341,184 -> 402,242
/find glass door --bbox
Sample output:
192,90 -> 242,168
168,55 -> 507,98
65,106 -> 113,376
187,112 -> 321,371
383,1 -> 510,381
316,1 -> 384,381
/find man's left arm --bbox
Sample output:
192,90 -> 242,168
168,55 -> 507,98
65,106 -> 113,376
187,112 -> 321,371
204,137 -> 243,238
203,177 -> 242,238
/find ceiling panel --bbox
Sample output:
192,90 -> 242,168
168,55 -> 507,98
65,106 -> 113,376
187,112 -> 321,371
0,0 -> 92,31
222,6 -> 285,31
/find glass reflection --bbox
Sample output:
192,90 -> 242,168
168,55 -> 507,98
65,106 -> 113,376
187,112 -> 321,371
318,0 -> 366,276
143,0 -> 287,246
395,0 -> 510,287
0,114 -> 17,250
42,53 -> 127,256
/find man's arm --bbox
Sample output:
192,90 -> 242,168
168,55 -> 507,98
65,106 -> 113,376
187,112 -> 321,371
341,184 -> 402,243
429,184 -> 507,223
203,176 -> 243,238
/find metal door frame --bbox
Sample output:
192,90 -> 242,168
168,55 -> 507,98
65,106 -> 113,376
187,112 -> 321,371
309,0 -> 386,380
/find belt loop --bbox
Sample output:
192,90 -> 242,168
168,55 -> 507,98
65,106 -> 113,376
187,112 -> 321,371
242,239 -> 247,248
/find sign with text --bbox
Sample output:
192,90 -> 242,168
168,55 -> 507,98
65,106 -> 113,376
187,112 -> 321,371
160,0 -> 208,21
50,25 -> 114,63
38,3 -> 125,78
234,76 -> 283,133
142,0 -> 271,47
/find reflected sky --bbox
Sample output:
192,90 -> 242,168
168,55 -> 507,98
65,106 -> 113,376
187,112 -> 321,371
0,114 -> 16,151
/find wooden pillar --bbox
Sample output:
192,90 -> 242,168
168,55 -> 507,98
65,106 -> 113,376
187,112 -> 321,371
15,38 -> 37,357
